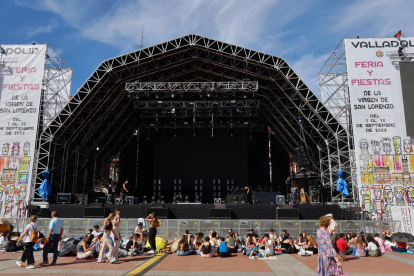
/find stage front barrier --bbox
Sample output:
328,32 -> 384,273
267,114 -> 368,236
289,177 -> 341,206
6,218 -> 401,241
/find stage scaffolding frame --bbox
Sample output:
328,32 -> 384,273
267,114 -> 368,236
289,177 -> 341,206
32,34 -> 352,204
318,39 -> 357,204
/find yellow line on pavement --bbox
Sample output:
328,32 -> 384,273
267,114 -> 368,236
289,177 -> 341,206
126,253 -> 166,275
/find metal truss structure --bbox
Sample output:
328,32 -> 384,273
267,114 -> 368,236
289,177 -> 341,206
318,39 -> 356,203
133,99 -> 259,109
42,46 -> 73,128
33,34 -> 352,203
126,81 -> 258,92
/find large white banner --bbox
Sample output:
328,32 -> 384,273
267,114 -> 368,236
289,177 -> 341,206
391,206 -> 414,235
0,45 -> 46,218
345,37 -> 414,220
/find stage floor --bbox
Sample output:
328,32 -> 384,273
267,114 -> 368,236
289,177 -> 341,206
49,203 -> 341,220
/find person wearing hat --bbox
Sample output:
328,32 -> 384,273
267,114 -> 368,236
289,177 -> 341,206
326,213 -> 345,259
134,222 -> 147,245
245,229 -> 259,246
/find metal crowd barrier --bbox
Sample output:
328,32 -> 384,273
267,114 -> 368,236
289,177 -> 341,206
7,218 -> 401,241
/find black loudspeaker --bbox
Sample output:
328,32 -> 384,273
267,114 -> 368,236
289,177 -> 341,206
209,208 -> 231,219
276,195 -> 285,205
253,192 -> 279,204
276,208 -> 299,220
83,207 -> 106,218
281,204 -> 294,209
225,195 -> 245,204
146,208 -> 168,219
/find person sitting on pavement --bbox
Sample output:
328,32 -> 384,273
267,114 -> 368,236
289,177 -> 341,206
77,234 -> 94,259
304,234 -> 318,254
336,233 -> 352,260
226,232 -> 238,253
134,222 -> 147,245
125,234 -> 141,256
92,225 -> 102,237
280,233 -> 294,253
250,234 -> 273,259
269,229 -> 280,247
354,236 -> 366,257
391,240 -> 408,253
193,233 -> 204,254
200,237 -> 217,258
294,232 -> 308,250
176,235 -> 196,256
217,237 -> 231,257
366,235 -> 380,257
210,232 -> 219,248
0,231 -> 10,247
5,233 -> 24,252
374,233 -> 386,254
245,229 -> 259,246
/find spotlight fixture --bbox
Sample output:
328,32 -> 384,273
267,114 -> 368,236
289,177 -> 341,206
173,195 -> 177,204
143,195 -> 148,204
151,195 -> 156,203
96,147 -> 100,151
184,195 -> 189,203
160,195 -> 165,203
178,194 -> 183,202
195,195 -> 200,203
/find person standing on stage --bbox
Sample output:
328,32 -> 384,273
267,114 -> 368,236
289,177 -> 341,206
40,211 -> 63,266
145,212 -> 159,254
112,210 -> 122,260
121,180 -> 130,204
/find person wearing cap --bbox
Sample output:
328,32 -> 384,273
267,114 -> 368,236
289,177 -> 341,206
245,229 -> 259,246
134,222 -> 147,245
326,213 -> 345,260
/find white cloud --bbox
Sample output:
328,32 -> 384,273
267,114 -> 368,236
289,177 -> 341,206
24,21 -> 58,37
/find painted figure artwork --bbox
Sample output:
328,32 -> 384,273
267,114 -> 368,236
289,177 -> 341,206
0,142 -> 30,218
359,136 -> 414,220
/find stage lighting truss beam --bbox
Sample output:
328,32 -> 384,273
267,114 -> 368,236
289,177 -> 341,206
141,121 -> 264,130
125,81 -> 258,93
133,100 -> 259,109
33,34 -> 353,205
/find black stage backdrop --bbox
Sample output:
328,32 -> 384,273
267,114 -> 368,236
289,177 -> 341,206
153,136 -> 248,202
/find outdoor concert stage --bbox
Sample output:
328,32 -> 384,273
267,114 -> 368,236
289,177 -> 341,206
49,203 -> 341,220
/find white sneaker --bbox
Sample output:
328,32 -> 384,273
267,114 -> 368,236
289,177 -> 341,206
249,255 -> 255,259
26,265 -> 35,269
148,250 -> 155,254
16,261 -> 22,267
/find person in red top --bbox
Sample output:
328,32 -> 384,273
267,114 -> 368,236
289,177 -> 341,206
336,233 -> 353,258
391,241 -> 407,252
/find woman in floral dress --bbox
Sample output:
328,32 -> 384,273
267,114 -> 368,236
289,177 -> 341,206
317,216 -> 342,276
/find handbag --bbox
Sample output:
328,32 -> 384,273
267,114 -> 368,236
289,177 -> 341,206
336,267 -> 349,276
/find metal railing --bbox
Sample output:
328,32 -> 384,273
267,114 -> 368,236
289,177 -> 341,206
8,218 -> 401,241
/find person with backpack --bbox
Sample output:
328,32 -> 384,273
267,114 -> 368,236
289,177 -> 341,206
16,215 -> 38,269
40,211 -> 64,266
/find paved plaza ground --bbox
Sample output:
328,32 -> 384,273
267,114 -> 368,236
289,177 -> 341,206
0,250 -> 413,275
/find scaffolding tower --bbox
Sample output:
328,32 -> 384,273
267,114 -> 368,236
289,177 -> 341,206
318,39 -> 358,205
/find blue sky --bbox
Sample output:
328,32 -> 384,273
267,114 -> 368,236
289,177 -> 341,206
1,0 -> 413,96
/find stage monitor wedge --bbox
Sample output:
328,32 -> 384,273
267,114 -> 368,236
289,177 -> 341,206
57,193 -> 72,204
146,208 -> 168,219
209,208 -> 231,219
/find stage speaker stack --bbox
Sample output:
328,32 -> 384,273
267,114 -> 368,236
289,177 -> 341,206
310,187 -> 319,204
276,208 -> 299,220
209,208 -> 231,219
253,192 -> 279,205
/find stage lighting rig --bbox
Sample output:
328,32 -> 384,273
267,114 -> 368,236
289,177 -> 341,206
184,195 -> 189,203
160,195 -> 165,203
151,195 -> 156,203
143,195 -> 148,204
